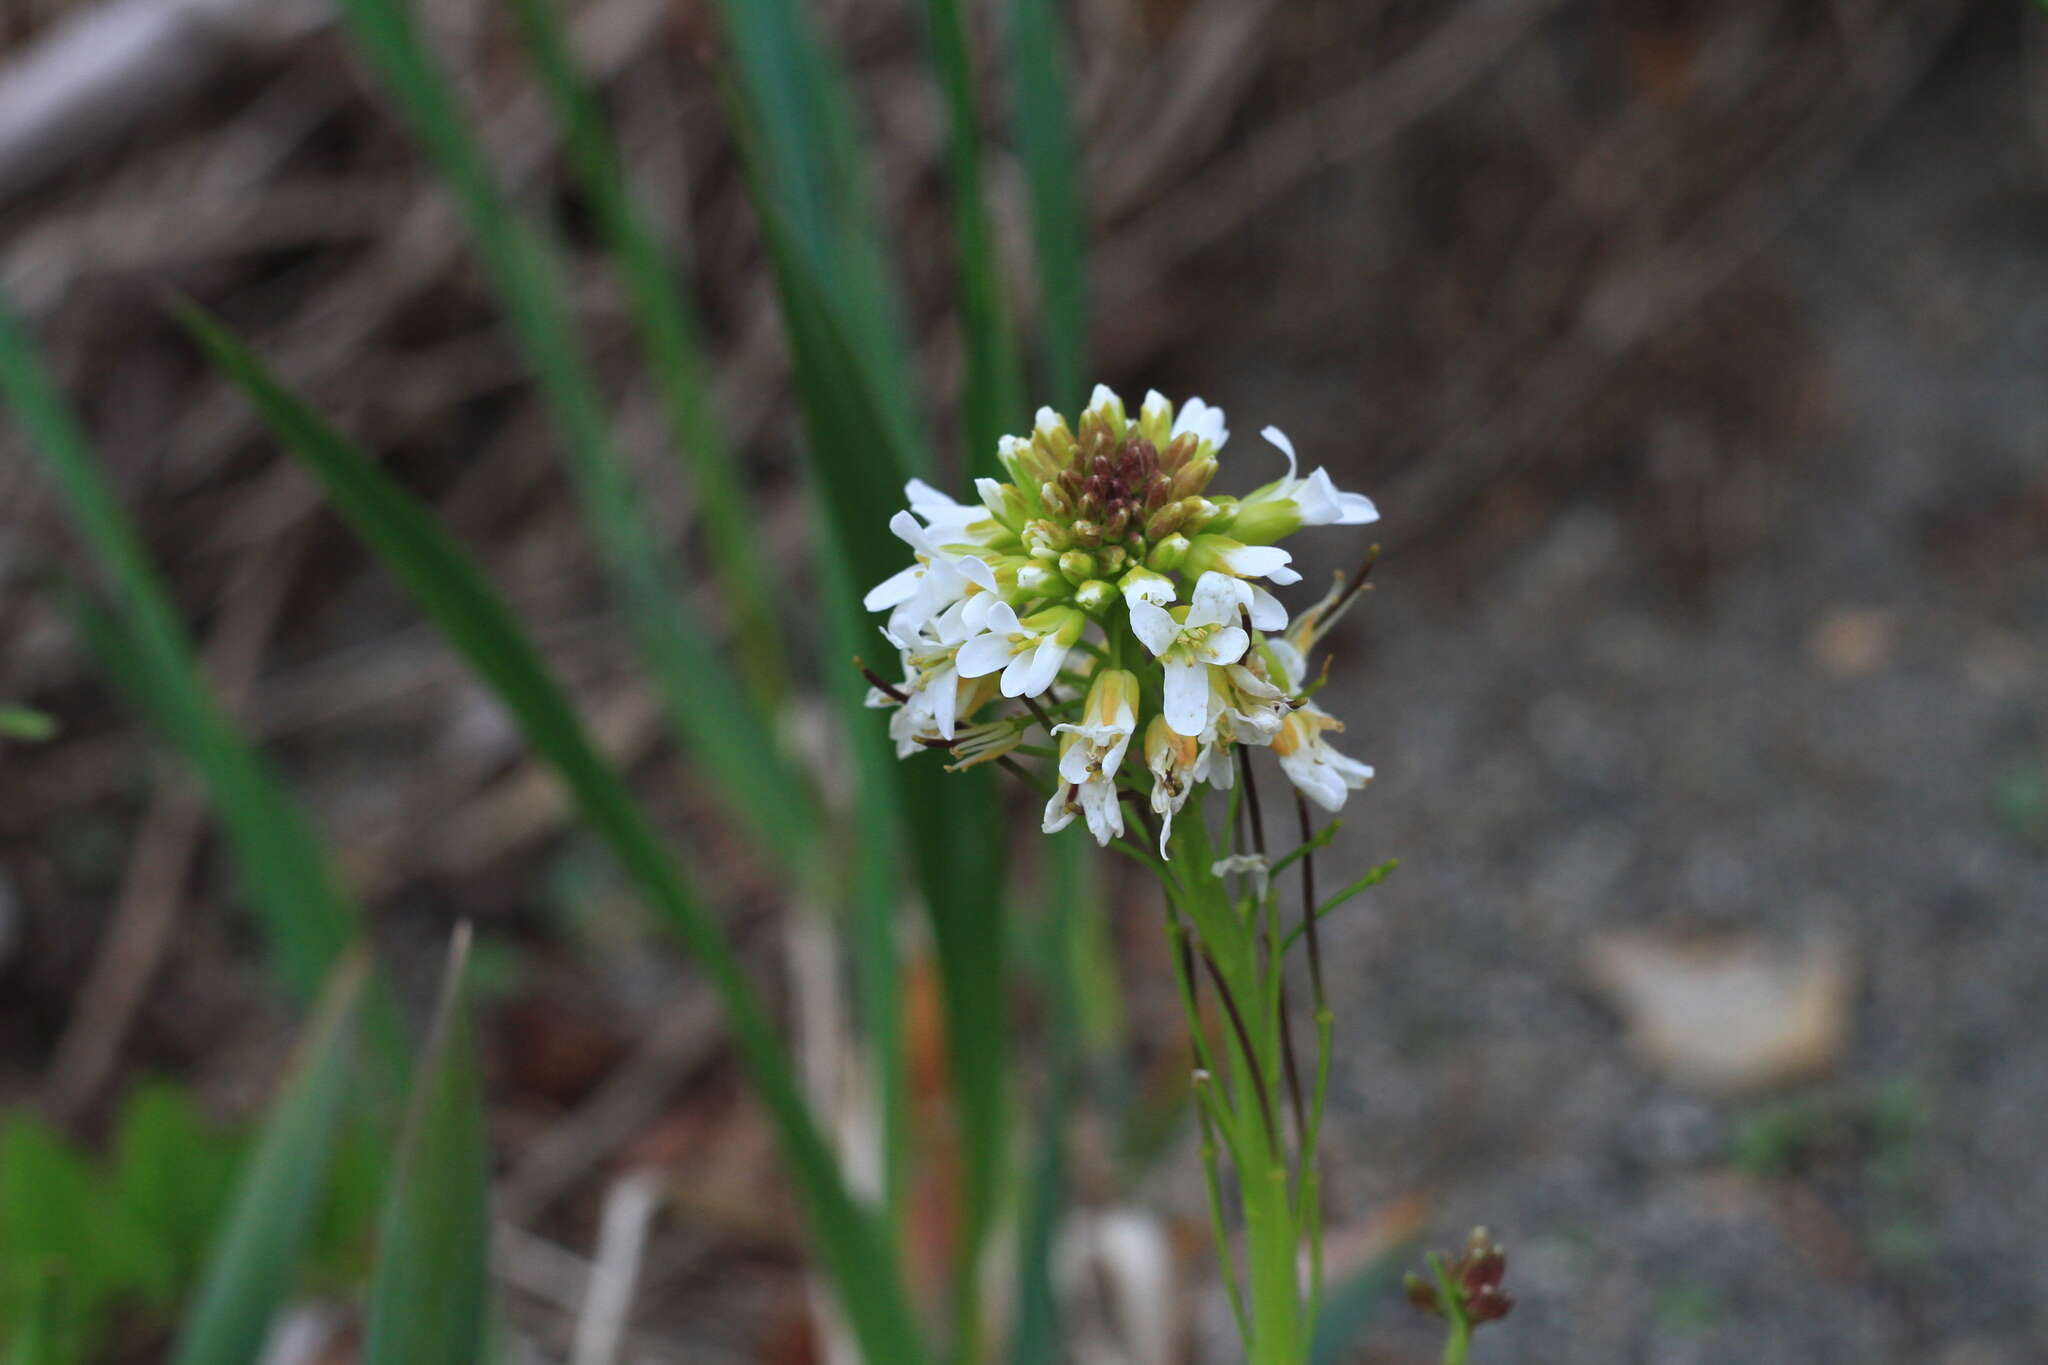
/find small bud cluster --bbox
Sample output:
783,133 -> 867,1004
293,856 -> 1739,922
1405,1228 -> 1514,1328
864,386 -> 1379,852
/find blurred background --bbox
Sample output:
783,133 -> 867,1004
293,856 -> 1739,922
2,0 -> 2045,1361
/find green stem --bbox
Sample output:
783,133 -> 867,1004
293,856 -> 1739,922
1430,1253 -> 1474,1365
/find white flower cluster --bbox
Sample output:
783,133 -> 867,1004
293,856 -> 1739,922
865,386 -> 1376,853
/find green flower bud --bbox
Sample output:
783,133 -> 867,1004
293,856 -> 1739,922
1147,533 -> 1192,573
1146,501 -> 1189,541
1178,496 -> 1221,535
1058,549 -> 1098,584
1015,562 -> 1061,597
1073,579 -> 1116,614
1097,543 -> 1131,576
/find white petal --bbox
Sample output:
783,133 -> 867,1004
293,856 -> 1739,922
888,509 -> 931,555
905,478 -> 962,513
1163,660 -> 1210,737
1140,389 -> 1171,426
1035,406 -> 1063,436
955,555 -> 998,593
1333,488 -> 1380,525
1042,786 -> 1078,834
1128,600 -> 1180,657
955,633 -> 1014,678
930,667 -> 960,739
1121,572 -> 1176,609
1189,571 -> 1250,629
1156,807 -> 1174,859
1219,544 -> 1295,582
1197,625 -> 1249,667
1248,584 -> 1289,632
1172,397 -> 1228,449
1014,635 -> 1068,697
1263,638 -> 1307,691
862,564 -> 923,611
1088,383 -> 1120,414
1079,778 -> 1124,846
1281,750 -> 1349,812
1260,425 -> 1299,481
981,600 -> 1022,636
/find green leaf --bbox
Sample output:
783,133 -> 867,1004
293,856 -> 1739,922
170,952 -> 371,1365
0,293 -> 359,1008
500,0 -> 790,709
329,0 -> 818,862
0,1114 -> 163,1329
113,1082 -> 247,1291
362,929 -> 489,1365
1003,0 -> 1090,413
176,303 -> 930,1365
916,0 -> 1024,470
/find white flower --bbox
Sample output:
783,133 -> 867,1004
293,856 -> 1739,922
903,478 -> 998,545
865,641 -> 989,757
1231,427 -> 1378,543
1045,670 -> 1138,846
1211,663 -> 1291,744
864,510 -> 999,646
1144,715 -> 1200,857
1119,566 -> 1177,612
1130,572 -> 1253,736
955,603 -> 1085,698
1272,702 -> 1374,811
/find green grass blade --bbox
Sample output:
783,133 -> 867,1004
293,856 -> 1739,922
500,0 -> 790,706
362,930 -> 488,1365
707,0 -> 927,475
176,303 -> 930,1365
171,952 -> 371,1365
917,0 -> 1024,471
1003,0 -> 1090,413
0,295 -> 357,1006
746,163 -> 1012,1356
330,0 -> 819,861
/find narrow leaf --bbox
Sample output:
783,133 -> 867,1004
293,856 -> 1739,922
177,304 -> 930,1365
1004,0 -> 1090,413
362,929 -> 489,1365
0,294 -> 359,1006
171,953 -> 371,1365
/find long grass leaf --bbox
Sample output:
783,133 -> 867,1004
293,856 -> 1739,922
1003,0 -> 1090,413
707,0 -> 927,475
171,953 -> 371,1365
176,304 -> 930,1365
362,930 -> 489,1365
917,0 -> 1024,471
329,0 -> 818,860
742,138 -> 1013,1361
0,295 -> 356,1006
500,0 -> 789,706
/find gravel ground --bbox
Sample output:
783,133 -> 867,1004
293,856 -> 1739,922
1185,29 -> 2048,1365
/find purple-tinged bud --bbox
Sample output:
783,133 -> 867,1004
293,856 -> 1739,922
1404,1274 -> 1442,1318
1146,473 -> 1174,510
1160,431 -> 1197,473
1070,519 -> 1103,548
1040,482 -> 1072,518
1103,505 -> 1132,543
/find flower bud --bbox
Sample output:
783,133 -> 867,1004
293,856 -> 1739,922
1058,549 -> 1098,584
1171,455 -> 1217,500
1146,502 -> 1189,542
1015,561 -> 1061,597
1137,389 -> 1174,448
1159,431 -> 1197,473
1178,496 -> 1221,535
1073,578 -> 1116,614
1070,519 -> 1103,548
1096,544 -> 1131,577
1040,481 -> 1073,518
1146,533 -> 1191,573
